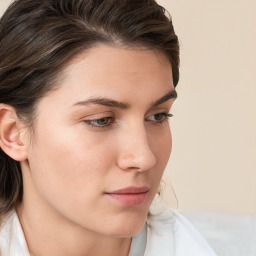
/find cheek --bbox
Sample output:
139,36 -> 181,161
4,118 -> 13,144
27,125 -> 117,208
152,126 -> 172,166
148,126 -> 172,190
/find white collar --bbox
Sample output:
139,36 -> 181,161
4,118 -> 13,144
130,208 -> 217,256
0,211 -> 30,256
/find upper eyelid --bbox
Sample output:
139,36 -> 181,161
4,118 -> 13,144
82,109 -> 171,119
146,108 -> 170,116
80,112 -> 113,120
84,113 -> 170,128
74,98 -> 174,117
85,111 -> 170,119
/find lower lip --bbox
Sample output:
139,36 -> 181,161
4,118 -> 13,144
105,192 -> 148,206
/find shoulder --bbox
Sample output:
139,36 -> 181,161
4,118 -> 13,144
144,208 -> 217,256
0,210 -> 30,256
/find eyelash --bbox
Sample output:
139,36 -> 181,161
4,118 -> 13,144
83,112 -> 173,128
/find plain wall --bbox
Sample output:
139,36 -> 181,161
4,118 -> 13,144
0,0 -> 11,16
1,0 -> 256,214
159,0 -> 256,214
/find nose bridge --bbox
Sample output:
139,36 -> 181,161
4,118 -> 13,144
117,121 -> 157,171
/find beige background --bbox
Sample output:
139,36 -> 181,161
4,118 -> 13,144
1,0 -> 256,214
158,0 -> 256,214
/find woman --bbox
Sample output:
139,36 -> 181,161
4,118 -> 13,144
0,0 -> 217,255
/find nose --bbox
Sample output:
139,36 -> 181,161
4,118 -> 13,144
116,124 -> 157,172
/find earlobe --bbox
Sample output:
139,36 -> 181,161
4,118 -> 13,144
0,104 -> 28,161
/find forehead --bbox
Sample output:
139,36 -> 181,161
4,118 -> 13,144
39,44 -> 174,110
58,44 -> 173,88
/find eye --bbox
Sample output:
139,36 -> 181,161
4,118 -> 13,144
146,112 -> 173,122
84,116 -> 114,127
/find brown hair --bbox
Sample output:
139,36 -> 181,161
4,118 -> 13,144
0,0 -> 179,217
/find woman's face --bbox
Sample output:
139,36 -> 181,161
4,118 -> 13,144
23,44 -> 176,238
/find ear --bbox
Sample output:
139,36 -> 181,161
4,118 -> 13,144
0,104 -> 28,161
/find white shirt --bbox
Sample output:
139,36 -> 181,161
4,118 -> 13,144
0,209 -> 217,256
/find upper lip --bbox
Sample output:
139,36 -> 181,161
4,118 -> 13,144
106,186 -> 150,194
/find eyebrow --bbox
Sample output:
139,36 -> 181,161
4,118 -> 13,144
73,90 -> 177,109
151,90 -> 177,107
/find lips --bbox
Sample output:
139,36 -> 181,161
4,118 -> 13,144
107,186 -> 150,194
105,186 -> 149,206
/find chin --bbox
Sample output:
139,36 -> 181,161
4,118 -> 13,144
103,212 -> 148,238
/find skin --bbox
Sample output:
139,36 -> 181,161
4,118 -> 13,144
14,44 -> 176,256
